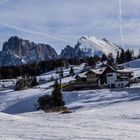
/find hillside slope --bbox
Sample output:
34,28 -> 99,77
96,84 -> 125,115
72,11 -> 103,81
122,58 -> 140,68
0,64 -> 140,139
0,88 -> 140,140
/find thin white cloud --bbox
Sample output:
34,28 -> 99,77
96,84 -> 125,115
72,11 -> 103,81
1,23 -> 75,45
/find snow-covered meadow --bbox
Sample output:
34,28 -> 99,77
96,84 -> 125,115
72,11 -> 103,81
0,62 -> 140,140
0,88 -> 140,140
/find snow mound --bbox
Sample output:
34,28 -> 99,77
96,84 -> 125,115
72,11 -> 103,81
64,88 -> 140,110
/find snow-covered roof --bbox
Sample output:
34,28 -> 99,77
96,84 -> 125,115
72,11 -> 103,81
77,67 -> 106,78
92,67 -> 106,74
117,69 -> 133,73
78,72 -> 87,78
105,65 -> 133,74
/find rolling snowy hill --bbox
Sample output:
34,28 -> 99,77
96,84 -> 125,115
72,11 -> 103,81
0,87 -> 140,140
122,58 -> 140,68
121,58 -> 140,78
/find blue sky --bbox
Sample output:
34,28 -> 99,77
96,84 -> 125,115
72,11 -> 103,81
0,0 -> 140,53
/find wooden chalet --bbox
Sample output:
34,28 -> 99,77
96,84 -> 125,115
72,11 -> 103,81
100,65 -> 133,88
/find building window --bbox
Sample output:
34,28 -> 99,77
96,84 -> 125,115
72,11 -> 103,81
107,74 -> 113,77
121,83 -> 124,87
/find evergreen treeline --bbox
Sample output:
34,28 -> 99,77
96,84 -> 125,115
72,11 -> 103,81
0,57 -> 87,79
0,59 -> 64,79
116,49 -> 133,64
86,49 -> 140,66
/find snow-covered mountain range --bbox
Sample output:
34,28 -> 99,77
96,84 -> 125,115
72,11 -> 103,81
0,36 -> 58,66
61,36 -> 121,59
0,36 -> 122,67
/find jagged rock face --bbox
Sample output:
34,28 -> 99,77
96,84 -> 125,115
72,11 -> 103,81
60,43 -> 93,59
60,36 -> 121,59
0,36 -> 58,66
74,40 -> 93,58
60,45 -> 75,59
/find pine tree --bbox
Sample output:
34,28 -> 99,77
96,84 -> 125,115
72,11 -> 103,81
52,79 -> 65,107
125,49 -> 132,62
131,49 -> 134,58
37,79 -> 65,111
116,51 -> 120,64
107,53 -> 114,65
60,67 -> 64,78
101,54 -> 107,62
87,57 -> 94,66
120,49 -> 125,63
138,49 -> 140,58
69,67 -> 75,76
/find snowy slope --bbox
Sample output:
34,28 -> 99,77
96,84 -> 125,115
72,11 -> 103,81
77,36 -> 121,57
0,64 -> 140,139
86,37 -> 120,56
121,58 -> 140,78
0,88 -> 140,140
61,36 -> 121,59
122,58 -> 140,68
0,64 -> 85,114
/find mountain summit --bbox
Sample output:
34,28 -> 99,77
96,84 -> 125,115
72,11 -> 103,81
61,36 -> 121,58
0,36 -> 58,66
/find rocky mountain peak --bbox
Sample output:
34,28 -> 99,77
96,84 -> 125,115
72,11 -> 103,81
60,36 -> 121,59
0,36 -> 58,66
60,45 -> 75,59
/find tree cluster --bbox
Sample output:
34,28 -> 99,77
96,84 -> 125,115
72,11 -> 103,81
37,79 -> 65,112
86,55 -> 101,66
116,49 -> 133,64
14,76 -> 38,91
99,49 -> 135,66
